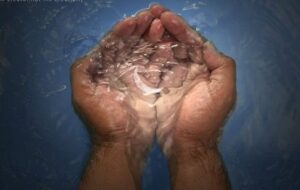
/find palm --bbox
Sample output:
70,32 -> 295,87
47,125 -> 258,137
176,80 -> 218,140
72,4 -> 235,161
158,64 -> 234,155
81,85 -> 129,141
70,55 -> 128,143
71,11 -> 164,170
152,11 -> 236,154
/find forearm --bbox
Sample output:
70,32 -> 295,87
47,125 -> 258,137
168,143 -> 230,190
79,143 -> 138,190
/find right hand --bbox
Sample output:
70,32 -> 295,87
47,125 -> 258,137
70,8 -> 163,170
71,55 -> 130,145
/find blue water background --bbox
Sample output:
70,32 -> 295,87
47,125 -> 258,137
0,0 -> 300,189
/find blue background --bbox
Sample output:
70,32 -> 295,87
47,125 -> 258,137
0,0 -> 300,189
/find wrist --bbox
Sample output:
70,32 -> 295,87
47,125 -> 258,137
80,140 -> 138,190
90,139 -> 146,189
168,140 -> 219,168
92,140 -> 127,150
88,128 -> 128,147
167,141 -> 230,190
89,142 -> 129,173
166,135 -> 218,159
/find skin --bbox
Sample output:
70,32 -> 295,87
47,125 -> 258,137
71,4 -> 236,190
154,9 -> 236,190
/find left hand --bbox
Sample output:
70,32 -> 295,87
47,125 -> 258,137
151,7 -> 236,156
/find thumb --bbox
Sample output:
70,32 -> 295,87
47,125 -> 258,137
203,41 -> 236,85
70,55 -> 96,102
203,41 -> 236,100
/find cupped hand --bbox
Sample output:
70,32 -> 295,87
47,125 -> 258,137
71,2 -> 236,165
72,4 -> 235,189
70,9 -> 162,162
71,55 -> 130,144
151,6 -> 236,156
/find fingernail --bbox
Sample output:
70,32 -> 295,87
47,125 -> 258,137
144,14 -> 153,22
171,18 -> 180,28
126,17 -> 136,26
154,19 -> 163,30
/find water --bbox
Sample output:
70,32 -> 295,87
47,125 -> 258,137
1,0 -> 300,190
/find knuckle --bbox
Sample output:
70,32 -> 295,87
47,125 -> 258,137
70,56 -> 88,72
70,60 -> 80,73
223,56 -> 236,70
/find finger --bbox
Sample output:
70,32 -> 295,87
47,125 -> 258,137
70,56 -> 96,101
203,41 -> 236,89
145,18 -> 165,42
113,17 -> 137,39
150,4 -> 167,18
133,10 -> 154,36
160,11 -> 204,45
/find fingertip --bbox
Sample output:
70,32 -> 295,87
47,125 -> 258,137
134,10 -> 154,36
153,18 -> 164,30
125,17 -> 137,32
160,11 -> 186,35
150,3 -> 166,18
137,11 -> 153,24
147,18 -> 165,42
161,11 -> 205,45
203,41 -> 236,72
113,17 -> 137,38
